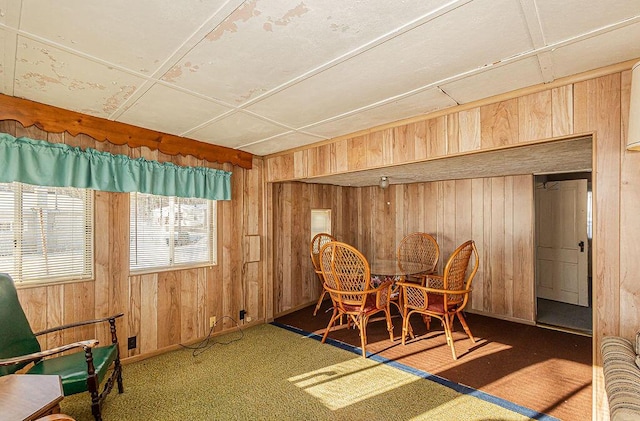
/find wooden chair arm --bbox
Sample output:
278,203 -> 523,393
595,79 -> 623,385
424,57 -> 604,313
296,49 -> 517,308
34,313 -> 124,336
0,339 -> 98,367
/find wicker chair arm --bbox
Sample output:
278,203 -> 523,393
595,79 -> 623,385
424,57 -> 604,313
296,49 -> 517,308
34,313 -> 124,336
399,281 -> 471,295
373,279 -> 393,307
0,339 -> 99,367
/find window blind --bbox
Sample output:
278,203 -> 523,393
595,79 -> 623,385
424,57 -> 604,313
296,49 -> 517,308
0,182 -> 93,283
130,192 -> 216,271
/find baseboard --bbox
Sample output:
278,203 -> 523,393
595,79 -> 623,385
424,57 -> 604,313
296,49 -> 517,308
466,309 -> 536,326
273,299 -> 322,318
121,317 -> 265,365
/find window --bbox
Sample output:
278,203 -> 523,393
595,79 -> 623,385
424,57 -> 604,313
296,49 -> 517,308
0,182 -> 94,284
130,192 -> 216,271
311,209 -> 331,240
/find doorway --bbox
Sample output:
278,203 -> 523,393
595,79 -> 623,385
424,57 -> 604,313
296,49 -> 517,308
534,172 -> 593,334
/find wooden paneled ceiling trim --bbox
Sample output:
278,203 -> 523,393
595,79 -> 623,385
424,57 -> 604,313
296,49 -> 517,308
0,94 -> 253,169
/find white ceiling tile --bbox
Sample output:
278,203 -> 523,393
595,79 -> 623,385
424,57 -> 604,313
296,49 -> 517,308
160,0 -> 468,104
188,111 -> 288,148
1,0 -> 638,156
550,23 -> 640,80
0,29 -> 12,94
440,57 -> 544,104
13,37 -> 146,118
535,0 -> 640,44
246,0 -> 533,127
305,88 -> 456,139
18,0 -> 229,74
240,131 -> 324,155
117,84 -> 232,136
1,0 -> 21,28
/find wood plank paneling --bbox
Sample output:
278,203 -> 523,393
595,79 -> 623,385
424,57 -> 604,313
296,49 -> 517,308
481,99 -> 519,148
619,69 -> 640,338
552,85 -> 574,137
458,108 -> 481,153
7,115 -> 263,358
518,91 -> 552,142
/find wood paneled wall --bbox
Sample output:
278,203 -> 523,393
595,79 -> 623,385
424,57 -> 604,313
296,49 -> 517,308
271,176 -> 535,322
267,69 -> 635,420
2,120 -> 264,360
271,182 -> 357,314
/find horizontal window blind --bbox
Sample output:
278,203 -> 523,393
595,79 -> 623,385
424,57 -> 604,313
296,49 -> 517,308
130,192 -> 216,271
0,182 -> 93,283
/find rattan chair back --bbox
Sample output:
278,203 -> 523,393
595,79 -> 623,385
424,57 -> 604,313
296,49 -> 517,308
397,232 -> 440,276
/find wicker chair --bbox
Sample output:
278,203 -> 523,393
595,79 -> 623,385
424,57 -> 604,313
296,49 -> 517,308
393,233 -> 440,313
398,240 -> 479,360
319,241 -> 394,357
310,232 -> 337,316
397,232 -> 440,284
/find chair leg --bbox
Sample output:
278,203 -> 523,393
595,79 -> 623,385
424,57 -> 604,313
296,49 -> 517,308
313,289 -> 327,316
384,309 -> 394,342
359,316 -> 368,357
83,347 -> 102,421
456,311 -> 476,344
444,315 -> 458,360
321,309 -> 340,343
115,357 -> 124,394
401,309 -> 410,345
422,314 -> 432,330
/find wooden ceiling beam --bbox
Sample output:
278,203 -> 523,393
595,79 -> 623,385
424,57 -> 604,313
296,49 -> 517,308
0,93 -> 253,169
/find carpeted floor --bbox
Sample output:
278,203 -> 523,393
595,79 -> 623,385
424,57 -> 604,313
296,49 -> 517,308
60,323 -> 540,421
275,302 -> 592,421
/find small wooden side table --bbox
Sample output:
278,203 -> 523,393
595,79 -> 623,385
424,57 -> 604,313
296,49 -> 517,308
0,374 -> 64,421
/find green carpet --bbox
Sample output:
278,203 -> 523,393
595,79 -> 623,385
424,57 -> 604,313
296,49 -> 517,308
61,323 -> 533,420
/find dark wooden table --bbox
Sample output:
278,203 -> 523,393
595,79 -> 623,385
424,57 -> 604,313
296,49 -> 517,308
0,374 -> 64,420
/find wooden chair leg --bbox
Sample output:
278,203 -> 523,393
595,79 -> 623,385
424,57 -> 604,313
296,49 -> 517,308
422,314 -> 432,330
321,309 -> 340,343
359,316 -> 368,357
442,315 -> 457,360
385,309 -> 394,342
313,289 -> 327,316
456,311 -> 476,344
401,310 -> 410,345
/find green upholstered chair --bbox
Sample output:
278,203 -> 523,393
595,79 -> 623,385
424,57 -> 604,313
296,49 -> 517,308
0,273 -> 123,421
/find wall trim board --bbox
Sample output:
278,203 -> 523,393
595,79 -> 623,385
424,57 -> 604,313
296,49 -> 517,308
0,93 -> 253,169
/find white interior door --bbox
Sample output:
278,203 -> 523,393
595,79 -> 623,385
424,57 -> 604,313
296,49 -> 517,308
535,179 -> 589,306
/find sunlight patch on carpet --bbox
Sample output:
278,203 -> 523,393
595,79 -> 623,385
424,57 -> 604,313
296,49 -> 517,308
289,357 -> 419,409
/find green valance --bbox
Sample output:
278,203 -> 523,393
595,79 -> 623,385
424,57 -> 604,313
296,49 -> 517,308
0,133 -> 231,200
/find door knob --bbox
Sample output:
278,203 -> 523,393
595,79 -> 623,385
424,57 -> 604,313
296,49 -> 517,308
578,241 -> 585,252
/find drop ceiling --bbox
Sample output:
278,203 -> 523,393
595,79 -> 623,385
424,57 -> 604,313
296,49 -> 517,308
1,1 -> 639,157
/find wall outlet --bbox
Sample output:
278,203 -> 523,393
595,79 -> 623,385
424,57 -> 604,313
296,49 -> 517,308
127,336 -> 137,350
209,316 -> 216,328
246,316 -> 252,322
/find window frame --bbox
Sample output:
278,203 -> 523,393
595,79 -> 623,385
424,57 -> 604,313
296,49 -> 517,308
311,208 -> 332,241
0,181 -> 94,286
129,192 -> 217,274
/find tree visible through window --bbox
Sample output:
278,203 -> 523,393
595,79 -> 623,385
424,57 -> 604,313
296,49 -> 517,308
130,192 -> 216,271
0,182 -> 93,284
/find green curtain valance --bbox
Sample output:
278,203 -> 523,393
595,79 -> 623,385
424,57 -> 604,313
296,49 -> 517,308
0,133 -> 231,200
